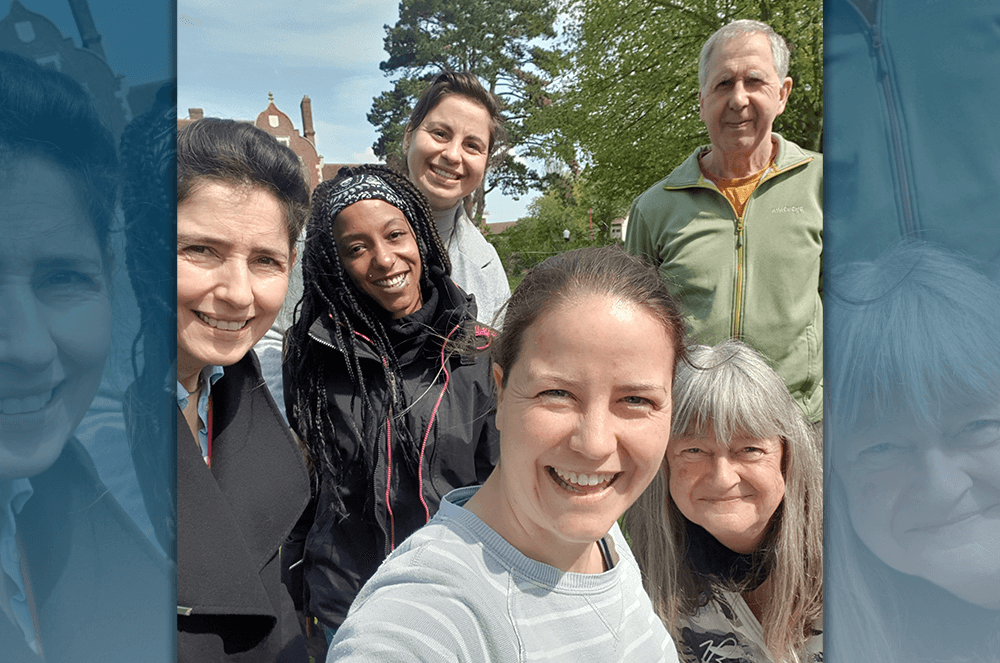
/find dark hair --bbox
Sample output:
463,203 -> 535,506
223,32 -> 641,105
491,246 -> 688,386
0,51 -> 118,268
177,118 -> 310,250
120,83 -> 176,380
404,71 -> 507,168
286,164 -> 452,504
119,83 -> 178,555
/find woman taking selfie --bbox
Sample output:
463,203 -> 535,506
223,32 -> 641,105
175,118 -> 311,662
403,72 -> 511,326
283,165 -> 499,642
327,247 -> 685,662
627,340 -> 823,663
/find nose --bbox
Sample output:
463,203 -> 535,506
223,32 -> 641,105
707,453 -> 741,489
215,260 -> 254,311
371,240 -> 396,273
916,446 -> 974,505
729,81 -> 749,109
0,286 -> 57,371
441,137 -> 461,163
569,407 -> 617,460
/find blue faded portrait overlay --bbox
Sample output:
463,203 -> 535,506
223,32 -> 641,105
824,1 -> 1000,661
0,2 -> 174,662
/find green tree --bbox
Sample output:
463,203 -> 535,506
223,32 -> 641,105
369,0 -> 565,220
535,0 -> 822,206
487,172 -> 624,279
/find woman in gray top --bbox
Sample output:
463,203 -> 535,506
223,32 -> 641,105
402,72 -> 511,327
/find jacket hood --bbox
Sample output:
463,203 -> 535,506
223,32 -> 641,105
308,265 -> 479,366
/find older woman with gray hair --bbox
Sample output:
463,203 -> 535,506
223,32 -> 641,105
626,339 -> 823,663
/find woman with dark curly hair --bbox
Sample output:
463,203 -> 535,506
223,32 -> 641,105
283,164 -> 499,643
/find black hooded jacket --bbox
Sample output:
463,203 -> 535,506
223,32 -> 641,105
284,269 -> 499,632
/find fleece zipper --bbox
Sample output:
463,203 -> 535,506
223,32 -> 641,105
844,0 -> 917,237
671,154 -> 813,341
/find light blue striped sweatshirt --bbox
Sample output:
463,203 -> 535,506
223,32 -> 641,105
328,485 -> 679,662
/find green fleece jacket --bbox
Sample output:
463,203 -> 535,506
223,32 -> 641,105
626,134 -> 822,423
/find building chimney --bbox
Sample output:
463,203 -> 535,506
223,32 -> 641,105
189,108 -> 204,120
301,95 -> 315,143
67,0 -> 107,61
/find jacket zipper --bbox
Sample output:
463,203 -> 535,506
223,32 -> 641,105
873,20 -> 917,237
732,213 -> 746,339
845,0 -> 917,236
670,152 -> 813,345
16,532 -> 45,661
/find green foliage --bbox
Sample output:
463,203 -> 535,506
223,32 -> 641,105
369,0 -> 566,218
487,173 -> 625,276
533,0 -> 823,206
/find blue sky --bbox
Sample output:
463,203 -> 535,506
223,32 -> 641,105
176,0 -> 535,224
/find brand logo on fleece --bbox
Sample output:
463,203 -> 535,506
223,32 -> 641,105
771,206 -> 804,214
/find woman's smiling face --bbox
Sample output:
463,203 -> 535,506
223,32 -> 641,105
176,180 -> 293,389
838,402 -> 1000,609
0,157 -> 111,479
405,94 -> 491,211
334,198 -> 424,318
667,429 -> 786,554
486,294 -> 675,571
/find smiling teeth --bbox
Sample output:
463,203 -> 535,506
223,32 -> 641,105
1,390 -> 53,415
197,312 -> 249,331
374,274 -> 408,289
553,468 -> 615,487
431,167 -> 459,180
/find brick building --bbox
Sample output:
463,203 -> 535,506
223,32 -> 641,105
0,0 -> 167,139
182,93 -> 328,191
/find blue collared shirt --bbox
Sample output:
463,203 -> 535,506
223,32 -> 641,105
1,477 -> 37,653
176,365 -> 225,461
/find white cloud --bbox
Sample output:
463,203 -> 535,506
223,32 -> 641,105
351,146 -> 381,163
178,0 -> 397,68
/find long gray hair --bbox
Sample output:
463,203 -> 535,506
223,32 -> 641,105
825,241 -> 1000,663
626,339 -> 823,663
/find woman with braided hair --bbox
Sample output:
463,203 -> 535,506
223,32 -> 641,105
283,164 -> 500,643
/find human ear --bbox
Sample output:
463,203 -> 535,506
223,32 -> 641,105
492,363 -> 504,400
776,77 -> 793,115
491,363 -> 505,431
401,123 -> 414,157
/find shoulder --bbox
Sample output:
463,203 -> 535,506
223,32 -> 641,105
450,214 -> 507,287
329,506 -> 517,662
633,146 -> 706,207
774,135 -> 823,172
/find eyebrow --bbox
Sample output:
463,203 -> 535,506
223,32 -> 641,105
527,371 -> 667,396
35,254 -> 103,271
617,382 -> 669,395
424,118 -> 487,146
337,217 -> 409,245
177,233 -> 289,260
